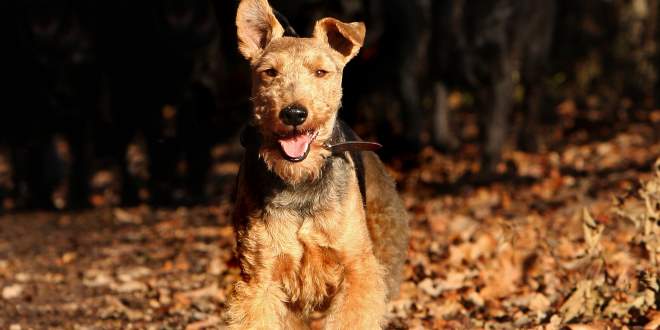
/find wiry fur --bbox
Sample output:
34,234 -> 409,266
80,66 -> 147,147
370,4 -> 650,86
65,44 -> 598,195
228,1 -> 409,328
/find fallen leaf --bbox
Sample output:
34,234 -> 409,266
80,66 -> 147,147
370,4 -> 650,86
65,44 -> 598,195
2,284 -> 23,300
645,311 -> 660,330
185,315 -> 223,330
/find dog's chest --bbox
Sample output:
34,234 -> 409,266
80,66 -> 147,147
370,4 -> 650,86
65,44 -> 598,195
267,220 -> 344,313
239,156 -> 364,312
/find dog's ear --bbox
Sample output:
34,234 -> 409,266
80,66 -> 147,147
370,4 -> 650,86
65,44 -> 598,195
313,18 -> 366,64
236,0 -> 285,61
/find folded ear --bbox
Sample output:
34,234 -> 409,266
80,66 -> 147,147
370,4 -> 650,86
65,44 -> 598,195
236,0 -> 285,61
313,18 -> 366,65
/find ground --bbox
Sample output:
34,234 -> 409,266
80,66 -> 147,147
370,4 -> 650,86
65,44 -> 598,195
1,109 -> 659,329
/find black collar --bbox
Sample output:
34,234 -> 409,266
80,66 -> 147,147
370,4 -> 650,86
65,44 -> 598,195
324,121 -> 382,154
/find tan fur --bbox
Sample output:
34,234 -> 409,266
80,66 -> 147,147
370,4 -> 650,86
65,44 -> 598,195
228,1 -> 408,329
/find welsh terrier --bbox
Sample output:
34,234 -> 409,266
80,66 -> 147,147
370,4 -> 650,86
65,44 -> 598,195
227,0 -> 409,328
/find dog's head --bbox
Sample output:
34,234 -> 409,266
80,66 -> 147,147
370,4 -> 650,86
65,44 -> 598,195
236,0 -> 365,184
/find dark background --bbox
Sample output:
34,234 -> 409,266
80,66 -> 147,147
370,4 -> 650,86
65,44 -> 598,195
0,2 -> 659,329
0,0 -> 657,210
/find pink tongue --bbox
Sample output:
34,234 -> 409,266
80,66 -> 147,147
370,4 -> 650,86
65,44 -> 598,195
278,134 -> 312,159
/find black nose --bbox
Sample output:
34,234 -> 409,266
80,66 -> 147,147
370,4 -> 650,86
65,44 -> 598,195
279,105 -> 308,126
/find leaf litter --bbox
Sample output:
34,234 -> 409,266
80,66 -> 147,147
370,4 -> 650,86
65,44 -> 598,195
0,122 -> 658,329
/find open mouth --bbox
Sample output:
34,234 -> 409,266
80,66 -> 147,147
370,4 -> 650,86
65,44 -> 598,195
277,130 -> 318,162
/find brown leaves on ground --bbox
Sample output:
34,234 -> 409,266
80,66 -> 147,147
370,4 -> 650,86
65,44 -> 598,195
0,121 -> 658,329
0,206 -> 239,329
388,122 -> 659,329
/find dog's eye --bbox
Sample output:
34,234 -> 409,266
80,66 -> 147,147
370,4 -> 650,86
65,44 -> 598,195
314,69 -> 328,78
263,68 -> 278,78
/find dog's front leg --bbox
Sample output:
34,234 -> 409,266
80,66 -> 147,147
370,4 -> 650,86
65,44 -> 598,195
323,254 -> 387,330
227,280 -> 306,330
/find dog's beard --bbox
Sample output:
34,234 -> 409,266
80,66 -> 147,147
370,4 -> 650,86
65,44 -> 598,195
260,123 -> 334,185
259,143 -> 330,185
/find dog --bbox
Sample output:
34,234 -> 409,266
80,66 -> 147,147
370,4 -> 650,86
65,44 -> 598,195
227,0 -> 409,328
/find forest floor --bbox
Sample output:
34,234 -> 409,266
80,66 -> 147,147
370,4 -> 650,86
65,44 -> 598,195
1,108 -> 659,329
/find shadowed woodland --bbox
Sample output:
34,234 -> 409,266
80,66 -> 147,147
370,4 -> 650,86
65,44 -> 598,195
0,0 -> 659,329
